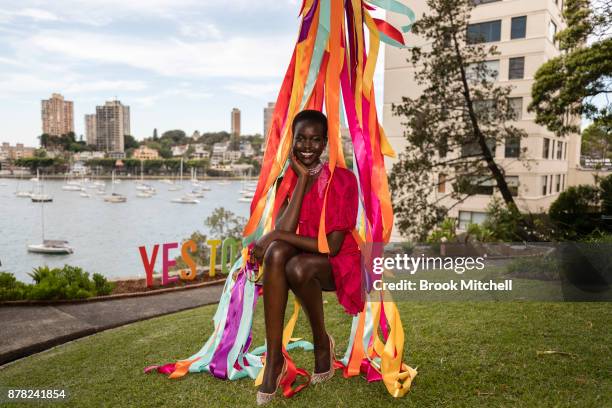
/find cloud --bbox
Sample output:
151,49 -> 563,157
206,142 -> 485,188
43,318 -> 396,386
23,30 -> 294,79
0,8 -> 60,23
0,73 -> 147,95
225,82 -> 280,98
179,23 -> 222,39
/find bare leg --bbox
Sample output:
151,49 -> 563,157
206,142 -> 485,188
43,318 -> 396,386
286,253 -> 336,373
260,240 -> 299,393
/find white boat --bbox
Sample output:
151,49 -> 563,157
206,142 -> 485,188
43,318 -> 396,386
62,184 -> 82,191
0,182 -> 7,187
171,195 -> 199,204
104,193 -> 127,203
28,240 -> 74,255
241,191 -> 255,199
14,174 -> 32,197
137,191 -> 154,198
28,185 -> 73,255
80,191 -> 91,198
199,184 -> 211,191
187,189 -> 204,198
217,180 -> 230,185
31,193 -> 53,202
159,178 -> 173,184
168,184 -> 183,191
238,197 -> 251,203
104,171 -> 127,203
30,169 -> 53,202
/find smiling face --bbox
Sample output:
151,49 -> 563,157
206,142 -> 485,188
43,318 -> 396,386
292,120 -> 327,168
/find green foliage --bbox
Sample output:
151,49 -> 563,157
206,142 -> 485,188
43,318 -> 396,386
466,223 -> 495,242
549,185 -> 600,239
14,157 -> 66,173
161,130 -> 188,144
427,218 -> 457,246
581,120 -> 612,160
0,272 -> 30,301
124,134 -> 139,150
529,0 -> 611,135
1,265 -> 117,301
600,174 -> 612,215
205,208 -> 247,241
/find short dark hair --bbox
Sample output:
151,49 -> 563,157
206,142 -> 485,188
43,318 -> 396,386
292,110 -> 328,138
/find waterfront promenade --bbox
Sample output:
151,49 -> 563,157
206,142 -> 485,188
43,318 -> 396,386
0,283 -> 224,366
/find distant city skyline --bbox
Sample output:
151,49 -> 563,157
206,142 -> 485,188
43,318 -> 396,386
0,1 -> 386,147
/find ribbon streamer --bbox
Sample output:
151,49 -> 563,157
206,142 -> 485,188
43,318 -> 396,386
146,0 -> 417,398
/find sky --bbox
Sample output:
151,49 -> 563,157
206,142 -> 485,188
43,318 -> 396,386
0,0 -> 386,147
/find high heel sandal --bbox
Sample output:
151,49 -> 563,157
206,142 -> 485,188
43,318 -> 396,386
311,333 -> 335,384
256,357 -> 287,406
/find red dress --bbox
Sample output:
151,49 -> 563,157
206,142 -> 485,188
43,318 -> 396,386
290,164 -> 364,315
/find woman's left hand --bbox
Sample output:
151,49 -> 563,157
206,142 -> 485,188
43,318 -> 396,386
253,231 -> 278,264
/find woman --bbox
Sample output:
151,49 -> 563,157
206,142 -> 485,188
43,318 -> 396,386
253,110 -> 363,404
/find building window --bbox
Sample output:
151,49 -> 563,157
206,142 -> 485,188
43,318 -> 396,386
543,138 -> 550,158
467,20 -> 502,44
542,175 -> 548,195
555,174 -> 561,192
548,21 -> 557,42
458,211 -> 488,230
506,175 -> 519,196
508,57 -> 525,79
438,173 -> 446,193
511,16 -> 527,39
557,141 -> 563,159
549,175 -> 553,194
508,97 -> 523,120
505,135 -> 521,158
552,140 -> 556,159
467,60 -> 500,82
564,142 -> 568,159
562,174 -> 566,190
461,138 -> 497,157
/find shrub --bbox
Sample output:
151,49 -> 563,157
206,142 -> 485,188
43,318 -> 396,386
599,174 -> 612,215
93,273 -> 115,296
0,272 -> 30,301
549,185 -> 600,239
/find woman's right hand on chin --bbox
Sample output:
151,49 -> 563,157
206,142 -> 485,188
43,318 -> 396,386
290,154 -> 309,179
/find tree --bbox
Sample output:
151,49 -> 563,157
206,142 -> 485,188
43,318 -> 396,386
389,0 -> 527,239
153,128 -> 159,141
529,0 -> 612,135
124,134 -> 139,150
204,208 -> 247,241
161,130 -> 187,144
581,121 -> 612,160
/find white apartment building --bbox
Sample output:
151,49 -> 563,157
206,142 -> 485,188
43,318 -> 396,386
384,0 -> 580,231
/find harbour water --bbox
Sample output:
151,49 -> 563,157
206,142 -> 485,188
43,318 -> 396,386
0,178 -> 251,282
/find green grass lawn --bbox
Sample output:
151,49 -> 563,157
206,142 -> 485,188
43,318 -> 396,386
0,295 -> 610,407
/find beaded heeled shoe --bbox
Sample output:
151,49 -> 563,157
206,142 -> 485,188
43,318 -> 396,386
256,357 -> 287,406
311,333 -> 335,384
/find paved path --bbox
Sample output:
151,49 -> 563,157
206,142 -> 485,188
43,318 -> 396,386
0,284 -> 224,366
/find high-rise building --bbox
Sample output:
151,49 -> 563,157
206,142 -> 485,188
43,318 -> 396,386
41,93 -> 74,136
85,114 -> 96,146
231,108 -> 241,137
383,0 -> 578,233
263,102 -> 275,137
95,100 -> 130,153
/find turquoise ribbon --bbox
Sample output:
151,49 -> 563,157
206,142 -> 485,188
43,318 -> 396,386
365,0 -> 416,32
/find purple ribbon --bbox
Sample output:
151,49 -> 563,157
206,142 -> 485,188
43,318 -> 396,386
208,271 -> 247,379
